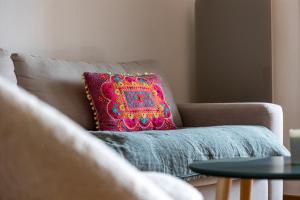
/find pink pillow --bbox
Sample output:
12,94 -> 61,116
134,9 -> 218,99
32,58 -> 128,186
83,72 -> 177,132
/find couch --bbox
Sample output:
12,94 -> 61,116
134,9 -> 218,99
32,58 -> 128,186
0,76 -> 204,200
0,49 -> 287,200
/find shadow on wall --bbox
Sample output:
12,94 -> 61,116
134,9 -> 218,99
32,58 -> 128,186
194,0 -> 272,103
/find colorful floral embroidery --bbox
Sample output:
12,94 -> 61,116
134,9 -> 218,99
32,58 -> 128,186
83,72 -> 177,131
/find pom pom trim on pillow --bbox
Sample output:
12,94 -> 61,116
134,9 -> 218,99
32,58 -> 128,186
84,83 -> 99,129
83,72 -> 177,132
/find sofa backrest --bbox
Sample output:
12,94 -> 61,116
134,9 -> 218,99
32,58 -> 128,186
0,76 -> 174,200
9,53 -> 182,130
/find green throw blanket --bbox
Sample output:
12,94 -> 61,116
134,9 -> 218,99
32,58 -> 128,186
90,125 -> 290,179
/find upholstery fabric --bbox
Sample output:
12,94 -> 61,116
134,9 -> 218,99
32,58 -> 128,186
0,76 -> 203,200
0,49 -> 17,84
145,172 -> 203,200
11,53 -> 182,130
91,126 -> 290,178
84,72 -> 176,131
178,103 -> 283,142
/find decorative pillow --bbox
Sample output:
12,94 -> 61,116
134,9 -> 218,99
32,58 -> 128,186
83,72 -> 177,131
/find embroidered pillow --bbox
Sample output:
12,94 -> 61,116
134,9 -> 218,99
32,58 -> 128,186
83,72 -> 177,132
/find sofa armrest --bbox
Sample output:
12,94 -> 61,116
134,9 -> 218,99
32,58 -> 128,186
177,103 -> 283,143
144,172 -> 203,200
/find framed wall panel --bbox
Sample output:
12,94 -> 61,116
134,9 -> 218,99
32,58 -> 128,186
195,0 -> 272,102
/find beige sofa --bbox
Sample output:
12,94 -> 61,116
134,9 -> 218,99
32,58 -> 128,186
0,49 -> 284,200
0,76 -> 204,200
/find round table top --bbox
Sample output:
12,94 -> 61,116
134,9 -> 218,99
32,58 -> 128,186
189,156 -> 300,180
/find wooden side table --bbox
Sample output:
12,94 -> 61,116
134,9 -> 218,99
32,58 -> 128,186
189,157 -> 299,200
216,178 -> 253,200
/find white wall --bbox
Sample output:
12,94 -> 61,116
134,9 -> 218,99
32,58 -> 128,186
0,0 -> 195,102
272,0 -> 300,195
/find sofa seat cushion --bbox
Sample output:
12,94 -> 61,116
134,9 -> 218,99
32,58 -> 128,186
91,126 -> 290,179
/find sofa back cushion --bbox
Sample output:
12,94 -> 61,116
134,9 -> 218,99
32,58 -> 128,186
0,76 -> 173,200
11,54 -> 182,130
0,49 -> 17,84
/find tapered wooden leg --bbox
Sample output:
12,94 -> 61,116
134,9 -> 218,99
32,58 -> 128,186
240,179 -> 253,200
216,178 -> 232,200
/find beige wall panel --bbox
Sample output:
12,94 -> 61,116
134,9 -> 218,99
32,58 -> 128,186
196,0 -> 272,102
0,0 -> 196,102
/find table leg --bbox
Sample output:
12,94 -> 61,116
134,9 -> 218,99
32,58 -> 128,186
216,178 -> 232,200
240,179 -> 253,200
